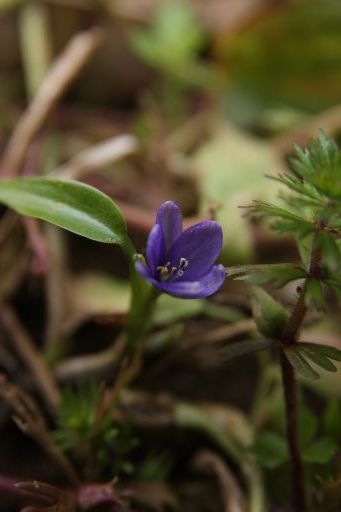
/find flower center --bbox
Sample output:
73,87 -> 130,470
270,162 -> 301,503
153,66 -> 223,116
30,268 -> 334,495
157,257 -> 189,281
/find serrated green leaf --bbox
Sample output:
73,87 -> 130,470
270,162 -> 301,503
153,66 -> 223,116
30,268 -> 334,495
248,200 -> 315,238
284,346 -> 320,380
221,338 -> 273,361
252,287 -> 289,338
0,178 -> 127,244
270,172 -> 322,207
302,437 -> 337,464
290,132 -> 341,200
252,432 -> 288,469
248,201 -> 312,225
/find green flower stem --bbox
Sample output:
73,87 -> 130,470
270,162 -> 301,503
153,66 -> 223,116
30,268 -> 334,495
121,237 -> 159,347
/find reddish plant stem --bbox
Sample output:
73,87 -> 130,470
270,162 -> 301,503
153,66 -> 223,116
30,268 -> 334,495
280,286 -> 307,344
280,285 -> 308,511
280,350 -> 307,512
0,474 -> 20,498
279,235 -> 322,512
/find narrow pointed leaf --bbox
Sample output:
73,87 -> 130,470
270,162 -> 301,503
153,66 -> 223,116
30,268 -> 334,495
228,263 -> 306,287
300,346 -> 337,373
221,338 -> 273,361
283,346 -> 320,380
0,178 -> 126,244
300,342 -> 341,362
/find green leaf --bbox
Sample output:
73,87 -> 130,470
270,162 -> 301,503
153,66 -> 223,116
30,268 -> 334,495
252,287 -> 289,338
252,432 -> 288,469
247,200 -> 315,237
298,408 -> 317,447
0,178 -> 126,244
323,400 -> 341,440
72,273 -> 131,319
248,201 -> 313,226
192,123 -> 282,262
300,342 -> 341,362
302,437 -> 337,464
296,234 -> 313,270
317,231 -> 341,272
290,132 -> 341,201
299,345 -> 337,373
131,0 -> 205,70
152,295 -> 205,326
283,346 -> 320,380
305,278 -> 326,311
221,338 -> 273,361
228,263 -> 306,288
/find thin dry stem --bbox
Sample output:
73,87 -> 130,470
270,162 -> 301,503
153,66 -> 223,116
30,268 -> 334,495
54,134 -> 139,179
54,333 -> 126,381
0,375 -> 79,486
193,450 -> 246,512
84,346 -> 142,478
22,217 -> 50,275
193,319 -> 255,345
0,305 -> 60,412
1,27 -> 104,175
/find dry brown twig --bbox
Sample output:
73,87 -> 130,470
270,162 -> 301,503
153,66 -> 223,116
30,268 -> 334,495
54,333 -> 127,382
150,318 -> 256,371
119,389 -> 175,428
0,305 -> 60,412
193,450 -> 246,512
54,134 -> 139,180
0,27 -> 104,176
0,374 -> 79,486
84,346 -> 143,478
193,318 -> 255,346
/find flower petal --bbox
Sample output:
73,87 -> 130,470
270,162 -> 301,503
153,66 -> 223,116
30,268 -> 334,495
135,260 -> 153,280
168,221 -> 223,281
156,201 -> 182,252
146,265 -> 226,298
146,223 -> 165,275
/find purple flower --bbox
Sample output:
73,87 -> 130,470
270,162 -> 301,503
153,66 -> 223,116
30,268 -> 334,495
136,201 -> 226,298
